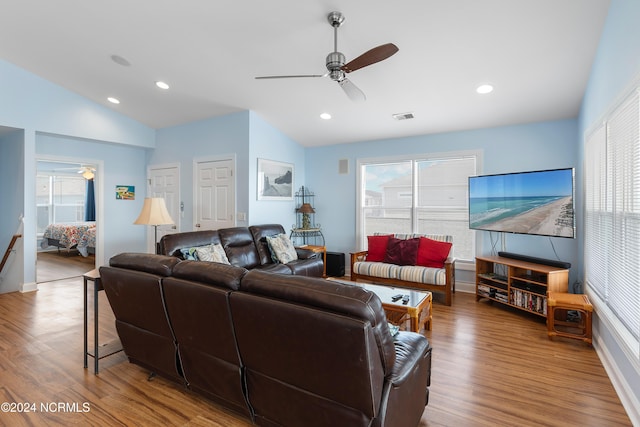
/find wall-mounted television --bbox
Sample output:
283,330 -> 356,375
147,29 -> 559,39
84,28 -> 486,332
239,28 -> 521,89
468,168 -> 575,238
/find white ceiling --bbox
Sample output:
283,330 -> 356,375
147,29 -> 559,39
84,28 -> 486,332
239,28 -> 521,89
0,0 -> 611,147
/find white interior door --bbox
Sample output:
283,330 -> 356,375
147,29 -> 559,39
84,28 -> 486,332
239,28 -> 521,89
148,164 -> 180,249
195,158 -> 235,231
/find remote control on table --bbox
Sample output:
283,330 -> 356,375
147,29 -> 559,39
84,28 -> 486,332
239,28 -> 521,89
391,294 -> 403,302
402,295 -> 410,305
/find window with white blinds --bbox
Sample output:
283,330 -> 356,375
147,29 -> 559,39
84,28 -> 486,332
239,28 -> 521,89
585,88 -> 640,355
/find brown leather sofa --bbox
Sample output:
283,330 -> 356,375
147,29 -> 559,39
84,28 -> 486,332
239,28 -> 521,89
159,224 -> 323,277
100,253 -> 432,427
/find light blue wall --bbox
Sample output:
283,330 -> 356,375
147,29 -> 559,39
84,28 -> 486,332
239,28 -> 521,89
0,59 -> 156,288
0,59 -> 155,147
248,111 -> 306,228
0,129 -> 25,293
151,111 -> 306,231
152,111 -> 251,231
578,0 -> 640,419
306,119 -> 579,283
35,133 -> 149,260
0,130 -> 24,244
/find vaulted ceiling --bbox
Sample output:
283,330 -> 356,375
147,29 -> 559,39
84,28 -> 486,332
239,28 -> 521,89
0,0 -> 611,146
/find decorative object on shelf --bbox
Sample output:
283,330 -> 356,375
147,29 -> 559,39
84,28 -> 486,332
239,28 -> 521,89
290,186 -> 324,246
134,197 -> 174,254
297,201 -> 315,229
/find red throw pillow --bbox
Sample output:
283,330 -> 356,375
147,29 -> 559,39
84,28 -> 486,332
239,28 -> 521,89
366,235 -> 391,262
416,237 -> 452,268
384,237 -> 420,266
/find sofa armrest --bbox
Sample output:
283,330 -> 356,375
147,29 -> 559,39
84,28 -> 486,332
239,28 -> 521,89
295,248 -> 321,260
376,332 -> 431,427
350,250 -> 368,264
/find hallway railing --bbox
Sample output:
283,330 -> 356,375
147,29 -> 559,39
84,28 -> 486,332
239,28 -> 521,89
0,234 -> 22,275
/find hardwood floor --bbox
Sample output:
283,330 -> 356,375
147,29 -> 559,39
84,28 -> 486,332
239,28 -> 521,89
36,251 -> 95,283
0,278 -> 632,426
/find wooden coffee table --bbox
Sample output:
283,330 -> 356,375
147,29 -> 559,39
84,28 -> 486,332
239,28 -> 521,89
328,278 -> 432,332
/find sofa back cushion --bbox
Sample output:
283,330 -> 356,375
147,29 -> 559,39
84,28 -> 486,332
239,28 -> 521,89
158,230 -> 221,258
218,227 -> 261,269
230,270 -> 395,425
171,260 -> 247,291
249,224 -> 287,265
100,263 -> 182,382
162,271 -> 251,417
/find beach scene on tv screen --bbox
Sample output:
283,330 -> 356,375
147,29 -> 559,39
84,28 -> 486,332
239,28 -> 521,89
469,169 -> 574,238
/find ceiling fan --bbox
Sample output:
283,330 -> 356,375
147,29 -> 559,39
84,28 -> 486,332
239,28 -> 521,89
52,164 -> 96,179
255,11 -> 399,102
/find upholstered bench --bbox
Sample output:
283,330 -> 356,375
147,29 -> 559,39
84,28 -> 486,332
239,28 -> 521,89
350,233 -> 455,305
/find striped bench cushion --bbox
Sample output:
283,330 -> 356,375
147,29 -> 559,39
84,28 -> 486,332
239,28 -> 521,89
352,262 -> 447,286
396,265 -> 447,285
352,261 -> 400,279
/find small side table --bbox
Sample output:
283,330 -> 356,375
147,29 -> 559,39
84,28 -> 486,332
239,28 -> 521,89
83,269 -> 122,374
298,245 -> 327,277
547,291 -> 593,345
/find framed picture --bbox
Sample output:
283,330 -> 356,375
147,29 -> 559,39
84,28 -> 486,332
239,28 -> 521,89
115,185 -> 135,200
257,158 -> 294,200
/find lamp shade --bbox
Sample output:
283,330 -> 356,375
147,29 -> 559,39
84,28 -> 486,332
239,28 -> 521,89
296,203 -> 315,214
134,197 -> 174,226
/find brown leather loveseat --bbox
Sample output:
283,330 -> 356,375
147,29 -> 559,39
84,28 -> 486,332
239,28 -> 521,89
158,223 -> 323,277
100,252 -> 432,427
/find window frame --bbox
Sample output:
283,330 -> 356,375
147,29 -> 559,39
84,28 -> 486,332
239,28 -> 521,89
356,150 -> 481,267
584,87 -> 640,361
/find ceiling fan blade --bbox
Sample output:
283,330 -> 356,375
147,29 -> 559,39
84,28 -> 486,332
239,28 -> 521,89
255,74 -> 327,79
341,43 -> 399,73
338,78 -> 366,102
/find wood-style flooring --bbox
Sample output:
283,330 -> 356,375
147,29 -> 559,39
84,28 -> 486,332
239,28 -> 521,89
0,261 -> 632,426
36,251 -> 95,283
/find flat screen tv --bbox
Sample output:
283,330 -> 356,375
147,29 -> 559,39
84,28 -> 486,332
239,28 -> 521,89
468,168 -> 575,238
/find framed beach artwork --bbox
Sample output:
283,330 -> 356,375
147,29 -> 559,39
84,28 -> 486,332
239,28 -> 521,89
257,158 -> 294,200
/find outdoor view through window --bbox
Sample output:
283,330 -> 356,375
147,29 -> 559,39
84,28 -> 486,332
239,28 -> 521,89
360,156 -> 476,261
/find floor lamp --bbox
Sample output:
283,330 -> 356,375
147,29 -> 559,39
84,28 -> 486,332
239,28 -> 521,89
134,197 -> 174,254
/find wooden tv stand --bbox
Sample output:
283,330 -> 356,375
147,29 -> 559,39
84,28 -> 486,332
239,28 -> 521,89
475,255 -> 569,318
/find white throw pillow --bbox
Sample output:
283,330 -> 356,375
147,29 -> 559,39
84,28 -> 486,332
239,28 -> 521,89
195,243 -> 230,265
266,234 -> 298,264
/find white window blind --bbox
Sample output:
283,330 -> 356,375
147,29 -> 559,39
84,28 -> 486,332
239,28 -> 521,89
585,89 -> 640,347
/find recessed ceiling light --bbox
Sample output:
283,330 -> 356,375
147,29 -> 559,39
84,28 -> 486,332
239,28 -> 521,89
320,113 -> 331,120
155,81 -> 170,90
476,84 -> 494,94
107,97 -> 120,104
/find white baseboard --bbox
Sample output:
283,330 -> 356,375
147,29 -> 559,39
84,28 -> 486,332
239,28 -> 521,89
21,282 -> 38,293
593,334 -> 640,426
455,280 -> 475,294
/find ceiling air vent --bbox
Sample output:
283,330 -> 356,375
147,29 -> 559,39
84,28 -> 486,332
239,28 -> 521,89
392,112 -> 414,121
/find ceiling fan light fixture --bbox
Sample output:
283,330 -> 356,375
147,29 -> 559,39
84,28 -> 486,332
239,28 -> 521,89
155,81 -> 170,90
476,84 -> 494,94
320,113 -> 332,120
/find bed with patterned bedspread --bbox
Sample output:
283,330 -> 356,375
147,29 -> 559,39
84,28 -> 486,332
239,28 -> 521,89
40,222 -> 96,256
77,226 -> 96,257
